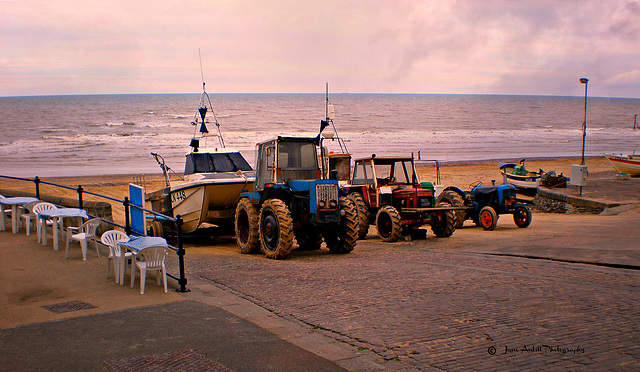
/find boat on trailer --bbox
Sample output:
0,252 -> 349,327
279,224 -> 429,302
499,159 -> 545,195
604,153 -> 640,176
146,81 -> 254,235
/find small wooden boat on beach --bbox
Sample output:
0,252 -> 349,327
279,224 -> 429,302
499,159 -> 545,195
604,153 -> 640,176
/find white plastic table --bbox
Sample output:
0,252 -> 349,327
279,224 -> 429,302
117,236 -> 168,286
38,208 -> 90,250
0,197 -> 39,233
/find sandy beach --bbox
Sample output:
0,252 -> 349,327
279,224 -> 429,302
0,156 -> 616,227
0,156 -> 615,226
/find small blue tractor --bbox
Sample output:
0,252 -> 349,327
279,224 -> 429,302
234,136 -> 359,259
437,182 -> 532,231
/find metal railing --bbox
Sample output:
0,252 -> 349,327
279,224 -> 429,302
0,174 -> 188,292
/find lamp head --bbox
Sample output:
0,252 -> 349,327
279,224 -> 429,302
580,78 -> 589,84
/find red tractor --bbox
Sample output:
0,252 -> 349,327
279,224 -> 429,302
343,155 -> 461,242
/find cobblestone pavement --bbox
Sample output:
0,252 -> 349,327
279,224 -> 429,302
177,213 -> 640,371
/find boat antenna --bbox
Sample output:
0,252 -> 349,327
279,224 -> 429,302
191,49 -> 225,151
321,82 -> 348,154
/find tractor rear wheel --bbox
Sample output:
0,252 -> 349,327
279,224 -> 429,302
235,198 -> 260,254
259,199 -> 294,259
376,206 -> 402,242
431,202 -> 456,237
513,205 -> 532,228
324,197 -> 358,253
348,192 -> 370,239
437,190 -> 467,228
479,206 -> 498,231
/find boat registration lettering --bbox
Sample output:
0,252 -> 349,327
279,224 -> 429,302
172,190 -> 186,203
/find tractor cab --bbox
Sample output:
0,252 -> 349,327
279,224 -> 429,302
351,156 -> 434,209
255,136 -> 321,191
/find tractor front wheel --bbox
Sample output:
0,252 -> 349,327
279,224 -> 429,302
376,206 -> 402,242
513,205 -> 532,228
235,198 -> 260,254
348,192 -> 370,239
259,199 -> 294,259
431,203 -> 456,237
479,206 -> 498,231
324,197 -> 359,254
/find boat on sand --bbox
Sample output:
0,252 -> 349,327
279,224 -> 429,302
146,82 -> 254,235
499,159 -> 545,195
604,153 -> 640,176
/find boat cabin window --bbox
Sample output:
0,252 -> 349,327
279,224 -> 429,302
184,152 -> 253,175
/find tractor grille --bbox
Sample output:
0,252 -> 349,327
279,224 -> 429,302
419,196 -> 433,208
316,183 -> 338,207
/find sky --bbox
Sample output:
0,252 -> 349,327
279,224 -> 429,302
1,0 -> 639,98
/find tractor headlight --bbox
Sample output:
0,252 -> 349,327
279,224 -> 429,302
329,200 -> 338,209
318,200 -> 326,209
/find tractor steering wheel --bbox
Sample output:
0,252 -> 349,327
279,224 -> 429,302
469,180 -> 483,189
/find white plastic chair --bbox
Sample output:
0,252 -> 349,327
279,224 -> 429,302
100,230 -> 131,284
33,202 -> 58,243
131,246 -> 169,294
19,201 -> 41,236
65,218 -> 102,260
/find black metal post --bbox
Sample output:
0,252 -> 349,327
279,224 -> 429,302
77,185 -> 84,209
34,176 -> 40,199
123,197 -> 131,235
175,215 -> 189,292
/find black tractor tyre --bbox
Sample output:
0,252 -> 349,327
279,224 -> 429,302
437,190 -> 467,229
375,205 -> 402,242
295,227 -> 323,251
148,220 -> 164,238
431,202 -> 456,238
259,199 -> 294,259
235,198 -> 260,254
348,192 -> 370,239
324,197 -> 359,254
479,206 -> 498,231
513,205 -> 532,228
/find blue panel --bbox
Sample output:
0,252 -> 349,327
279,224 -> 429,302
129,183 -> 146,235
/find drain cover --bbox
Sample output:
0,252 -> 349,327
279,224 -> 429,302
104,349 -> 232,372
41,300 -> 96,314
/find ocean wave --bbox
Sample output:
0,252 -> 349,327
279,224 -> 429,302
161,113 -> 189,119
105,121 -> 137,127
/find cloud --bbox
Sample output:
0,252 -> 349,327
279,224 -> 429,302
1,0 -> 639,97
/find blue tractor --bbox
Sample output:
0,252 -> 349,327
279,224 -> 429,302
437,182 -> 532,231
234,136 -> 359,259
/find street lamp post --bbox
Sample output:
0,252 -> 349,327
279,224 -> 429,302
580,78 -> 589,165
577,77 -> 589,196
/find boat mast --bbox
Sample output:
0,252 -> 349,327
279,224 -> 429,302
191,49 -> 225,152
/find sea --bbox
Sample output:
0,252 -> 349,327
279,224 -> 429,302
0,93 -> 639,178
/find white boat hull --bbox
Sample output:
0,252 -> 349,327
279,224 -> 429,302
605,154 -> 640,176
147,174 -> 254,234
